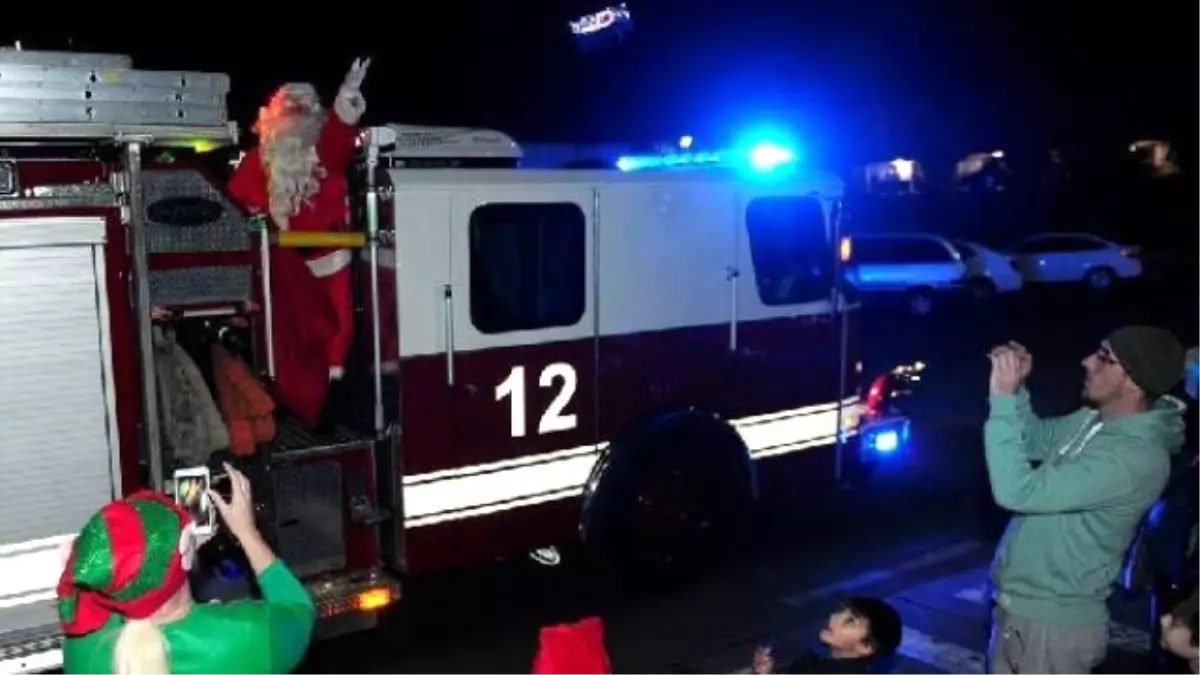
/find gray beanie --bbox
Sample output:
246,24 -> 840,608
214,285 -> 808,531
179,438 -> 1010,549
1108,325 -> 1185,398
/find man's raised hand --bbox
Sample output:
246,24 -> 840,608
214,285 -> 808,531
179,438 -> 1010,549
989,348 -> 1022,397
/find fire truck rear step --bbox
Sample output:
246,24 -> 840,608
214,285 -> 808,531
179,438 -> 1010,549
271,414 -> 374,461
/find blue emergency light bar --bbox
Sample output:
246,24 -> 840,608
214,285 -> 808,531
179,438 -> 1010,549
615,139 -> 798,174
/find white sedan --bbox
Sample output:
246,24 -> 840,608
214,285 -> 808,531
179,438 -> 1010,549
1007,233 -> 1142,289
953,240 -> 1024,295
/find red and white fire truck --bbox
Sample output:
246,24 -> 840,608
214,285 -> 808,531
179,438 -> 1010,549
0,49 -> 911,672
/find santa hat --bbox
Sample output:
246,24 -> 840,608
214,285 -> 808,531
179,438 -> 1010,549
56,491 -> 192,636
531,617 -> 612,675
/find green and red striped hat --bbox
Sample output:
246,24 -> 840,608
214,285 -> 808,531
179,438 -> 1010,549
56,491 -> 192,636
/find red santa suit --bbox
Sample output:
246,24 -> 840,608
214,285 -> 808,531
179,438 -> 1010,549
228,79 -> 364,427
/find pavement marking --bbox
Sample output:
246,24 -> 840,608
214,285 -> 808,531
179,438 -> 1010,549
898,626 -> 986,674
953,584 -> 1152,655
782,541 -> 984,608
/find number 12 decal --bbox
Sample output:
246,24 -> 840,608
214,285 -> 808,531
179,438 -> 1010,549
495,363 -> 578,437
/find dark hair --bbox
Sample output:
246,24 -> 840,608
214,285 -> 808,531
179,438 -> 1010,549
843,597 -> 903,655
1170,590 -> 1199,648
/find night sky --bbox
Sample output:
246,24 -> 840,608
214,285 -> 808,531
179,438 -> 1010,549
6,1 -> 1194,162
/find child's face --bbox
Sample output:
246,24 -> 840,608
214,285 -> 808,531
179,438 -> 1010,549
819,608 -> 873,657
1160,615 -> 1199,661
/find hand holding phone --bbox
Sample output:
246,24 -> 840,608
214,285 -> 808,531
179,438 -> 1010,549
173,467 -> 214,536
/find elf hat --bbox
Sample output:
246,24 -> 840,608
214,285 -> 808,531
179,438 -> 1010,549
531,617 -> 612,675
56,491 -> 193,637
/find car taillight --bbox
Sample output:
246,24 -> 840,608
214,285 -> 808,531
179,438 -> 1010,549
865,374 -> 888,417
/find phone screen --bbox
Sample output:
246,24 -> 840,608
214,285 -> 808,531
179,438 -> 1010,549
174,470 -> 213,533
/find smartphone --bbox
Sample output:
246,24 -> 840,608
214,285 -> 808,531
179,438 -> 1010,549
173,466 -> 214,536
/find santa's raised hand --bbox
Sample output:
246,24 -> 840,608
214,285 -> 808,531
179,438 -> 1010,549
343,58 -> 371,90
335,57 -> 371,124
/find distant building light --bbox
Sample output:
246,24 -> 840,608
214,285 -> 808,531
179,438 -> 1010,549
889,158 -> 915,182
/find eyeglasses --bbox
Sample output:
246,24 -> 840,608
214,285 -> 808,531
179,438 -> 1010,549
1096,347 -> 1117,365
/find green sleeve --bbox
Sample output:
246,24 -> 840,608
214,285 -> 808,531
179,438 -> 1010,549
1010,387 -> 1082,461
256,559 -> 317,673
985,394 -> 1143,513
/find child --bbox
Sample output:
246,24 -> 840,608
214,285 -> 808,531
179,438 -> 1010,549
752,597 -> 903,674
1161,589 -> 1199,674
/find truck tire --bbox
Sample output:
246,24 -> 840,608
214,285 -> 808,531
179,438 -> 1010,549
581,408 -> 757,584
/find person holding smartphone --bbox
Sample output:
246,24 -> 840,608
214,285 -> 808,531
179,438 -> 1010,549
58,464 -> 316,674
984,328 -> 1186,673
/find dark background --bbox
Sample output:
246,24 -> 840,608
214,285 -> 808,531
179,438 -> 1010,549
5,1 -> 1194,163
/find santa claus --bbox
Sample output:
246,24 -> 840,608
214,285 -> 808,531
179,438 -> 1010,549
228,58 -> 370,428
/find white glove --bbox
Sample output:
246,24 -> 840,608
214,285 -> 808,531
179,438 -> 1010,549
334,57 -> 371,125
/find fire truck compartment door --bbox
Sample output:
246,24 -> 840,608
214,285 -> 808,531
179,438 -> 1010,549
0,216 -> 120,638
388,185 -> 599,533
447,188 -> 597,519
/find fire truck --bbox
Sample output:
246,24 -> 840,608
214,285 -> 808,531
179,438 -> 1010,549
0,49 -> 912,672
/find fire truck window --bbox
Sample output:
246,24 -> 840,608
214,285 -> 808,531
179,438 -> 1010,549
745,196 -> 834,305
469,202 -> 587,334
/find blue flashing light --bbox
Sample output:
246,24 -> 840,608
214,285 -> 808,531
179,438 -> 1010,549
872,430 -> 899,453
862,417 -> 911,456
615,150 -> 726,173
615,131 -> 799,175
748,141 -> 795,172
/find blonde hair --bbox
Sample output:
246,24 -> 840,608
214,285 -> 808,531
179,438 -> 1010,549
112,618 -> 169,674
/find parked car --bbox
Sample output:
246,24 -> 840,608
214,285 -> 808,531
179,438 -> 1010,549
844,233 -> 973,315
952,240 -> 1024,297
1007,233 -> 1142,290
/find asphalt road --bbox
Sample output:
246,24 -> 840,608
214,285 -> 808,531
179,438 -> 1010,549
302,276 -> 1195,674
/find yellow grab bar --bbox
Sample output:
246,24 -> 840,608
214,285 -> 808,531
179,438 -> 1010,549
273,231 -> 367,249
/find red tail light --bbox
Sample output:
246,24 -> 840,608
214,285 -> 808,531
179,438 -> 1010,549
865,374 -> 888,417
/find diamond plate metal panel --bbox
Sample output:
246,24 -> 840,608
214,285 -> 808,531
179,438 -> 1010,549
148,266 -> 251,306
143,169 -> 250,254
272,461 -> 347,577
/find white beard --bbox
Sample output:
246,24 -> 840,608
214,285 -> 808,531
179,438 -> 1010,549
260,112 -> 328,228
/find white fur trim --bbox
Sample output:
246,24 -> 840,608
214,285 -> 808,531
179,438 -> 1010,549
329,366 -> 345,380
306,249 -> 353,278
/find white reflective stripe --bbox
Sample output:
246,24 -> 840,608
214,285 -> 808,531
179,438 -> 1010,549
404,452 -> 599,523
305,248 -> 353,278
0,534 -> 74,610
0,647 -> 62,674
403,443 -> 604,486
406,488 -> 585,528
401,398 -> 865,528
734,402 -> 859,456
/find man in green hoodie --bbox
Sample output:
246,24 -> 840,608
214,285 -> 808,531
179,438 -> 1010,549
984,326 -> 1187,674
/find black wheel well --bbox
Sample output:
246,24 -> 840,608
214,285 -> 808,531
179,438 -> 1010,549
580,405 -> 757,541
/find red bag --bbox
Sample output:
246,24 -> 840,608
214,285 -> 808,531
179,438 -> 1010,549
531,617 -> 613,675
